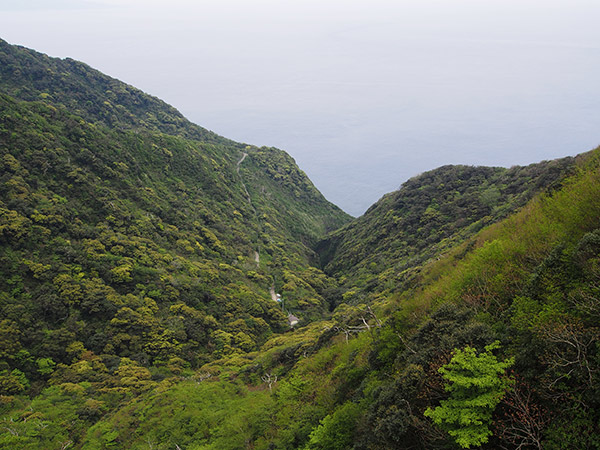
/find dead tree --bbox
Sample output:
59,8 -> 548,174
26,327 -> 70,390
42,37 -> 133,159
262,373 -> 278,392
330,304 -> 383,343
538,321 -> 597,390
495,380 -> 549,450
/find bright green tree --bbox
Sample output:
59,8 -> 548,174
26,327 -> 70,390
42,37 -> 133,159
305,402 -> 362,450
424,341 -> 513,448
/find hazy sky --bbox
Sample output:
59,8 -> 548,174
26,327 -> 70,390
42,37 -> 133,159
2,0 -> 600,215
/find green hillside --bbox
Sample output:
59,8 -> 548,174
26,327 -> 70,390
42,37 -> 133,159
1,39 -> 598,450
44,146 -> 596,450
317,160 -> 576,304
0,38 -> 219,142
0,39 -> 349,398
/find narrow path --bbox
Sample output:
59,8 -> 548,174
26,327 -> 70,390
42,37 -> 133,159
269,286 -> 278,302
236,152 -> 255,212
236,152 -> 248,172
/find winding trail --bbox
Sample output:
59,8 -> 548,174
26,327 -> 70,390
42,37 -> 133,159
236,152 -> 248,170
236,152 -> 255,212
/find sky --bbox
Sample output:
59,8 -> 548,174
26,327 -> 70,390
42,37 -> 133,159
1,0 -> 600,216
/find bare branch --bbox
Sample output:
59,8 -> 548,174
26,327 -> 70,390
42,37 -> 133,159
261,373 -> 278,392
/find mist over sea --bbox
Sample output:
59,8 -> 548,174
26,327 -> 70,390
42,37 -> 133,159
2,0 -> 599,215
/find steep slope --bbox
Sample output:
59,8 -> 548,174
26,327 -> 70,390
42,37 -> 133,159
355,147 -> 600,449
0,38 -> 350,396
0,38 -> 350,247
317,160 -> 575,302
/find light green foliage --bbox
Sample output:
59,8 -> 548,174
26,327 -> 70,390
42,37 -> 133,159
0,369 -> 29,395
304,401 -> 362,450
36,357 -> 56,375
110,263 -> 133,283
424,342 -> 514,448
81,379 -> 274,450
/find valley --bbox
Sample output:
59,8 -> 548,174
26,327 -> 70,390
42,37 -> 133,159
0,39 -> 599,449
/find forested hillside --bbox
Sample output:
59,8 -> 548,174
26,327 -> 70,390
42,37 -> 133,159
0,38 -> 350,420
0,38 -> 219,142
317,160 -> 576,304
1,39 -> 599,450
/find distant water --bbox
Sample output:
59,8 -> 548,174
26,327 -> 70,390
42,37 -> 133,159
180,32 -> 600,215
2,0 -> 599,216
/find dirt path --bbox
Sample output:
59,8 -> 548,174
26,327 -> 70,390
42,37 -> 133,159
269,286 -> 278,302
236,152 -> 248,172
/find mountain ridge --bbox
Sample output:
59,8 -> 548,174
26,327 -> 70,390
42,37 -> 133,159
0,38 -> 224,143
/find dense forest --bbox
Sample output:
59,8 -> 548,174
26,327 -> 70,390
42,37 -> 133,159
1,39 -> 599,449
317,160 -> 576,303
